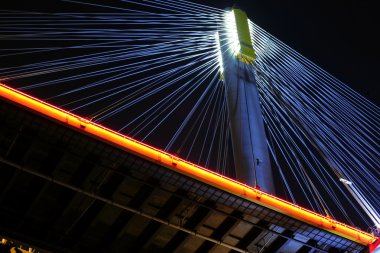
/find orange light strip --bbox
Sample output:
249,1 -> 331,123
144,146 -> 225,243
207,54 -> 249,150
0,83 -> 377,246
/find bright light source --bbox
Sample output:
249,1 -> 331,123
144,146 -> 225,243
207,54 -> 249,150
215,32 -> 224,75
340,177 -> 380,233
248,20 -> 255,45
225,11 -> 240,54
339,178 -> 353,185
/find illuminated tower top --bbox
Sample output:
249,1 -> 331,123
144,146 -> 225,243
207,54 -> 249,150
225,9 -> 256,62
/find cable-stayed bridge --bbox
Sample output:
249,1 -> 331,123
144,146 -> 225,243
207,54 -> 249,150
0,1 -> 379,252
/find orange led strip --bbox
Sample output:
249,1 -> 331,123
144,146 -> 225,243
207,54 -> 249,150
0,83 -> 377,246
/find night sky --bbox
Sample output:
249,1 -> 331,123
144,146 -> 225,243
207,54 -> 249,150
0,0 -> 378,232
202,0 -> 379,106
2,0 -> 378,105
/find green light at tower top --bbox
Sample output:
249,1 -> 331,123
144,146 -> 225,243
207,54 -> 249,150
232,8 -> 256,62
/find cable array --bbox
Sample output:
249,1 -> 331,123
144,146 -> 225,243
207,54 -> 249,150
0,1 -> 378,231
250,21 -> 379,229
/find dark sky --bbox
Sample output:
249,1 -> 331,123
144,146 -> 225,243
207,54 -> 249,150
2,0 -> 378,105
1,0 -> 377,229
202,0 -> 379,106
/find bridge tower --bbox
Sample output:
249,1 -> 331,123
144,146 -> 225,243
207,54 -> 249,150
217,9 -> 275,193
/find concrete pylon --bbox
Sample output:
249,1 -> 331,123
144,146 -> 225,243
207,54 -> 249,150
217,9 -> 275,194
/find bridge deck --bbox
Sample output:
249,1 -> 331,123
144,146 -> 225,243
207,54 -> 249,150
0,84 -> 377,252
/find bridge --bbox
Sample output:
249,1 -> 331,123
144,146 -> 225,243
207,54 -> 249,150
0,83 -> 377,252
0,0 -> 379,252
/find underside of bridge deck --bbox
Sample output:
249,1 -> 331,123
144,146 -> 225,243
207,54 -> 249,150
0,96 -> 370,253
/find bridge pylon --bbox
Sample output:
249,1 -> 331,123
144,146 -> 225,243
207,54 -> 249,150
217,8 -> 275,194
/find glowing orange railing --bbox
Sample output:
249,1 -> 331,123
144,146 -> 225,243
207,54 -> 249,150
0,83 -> 377,246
